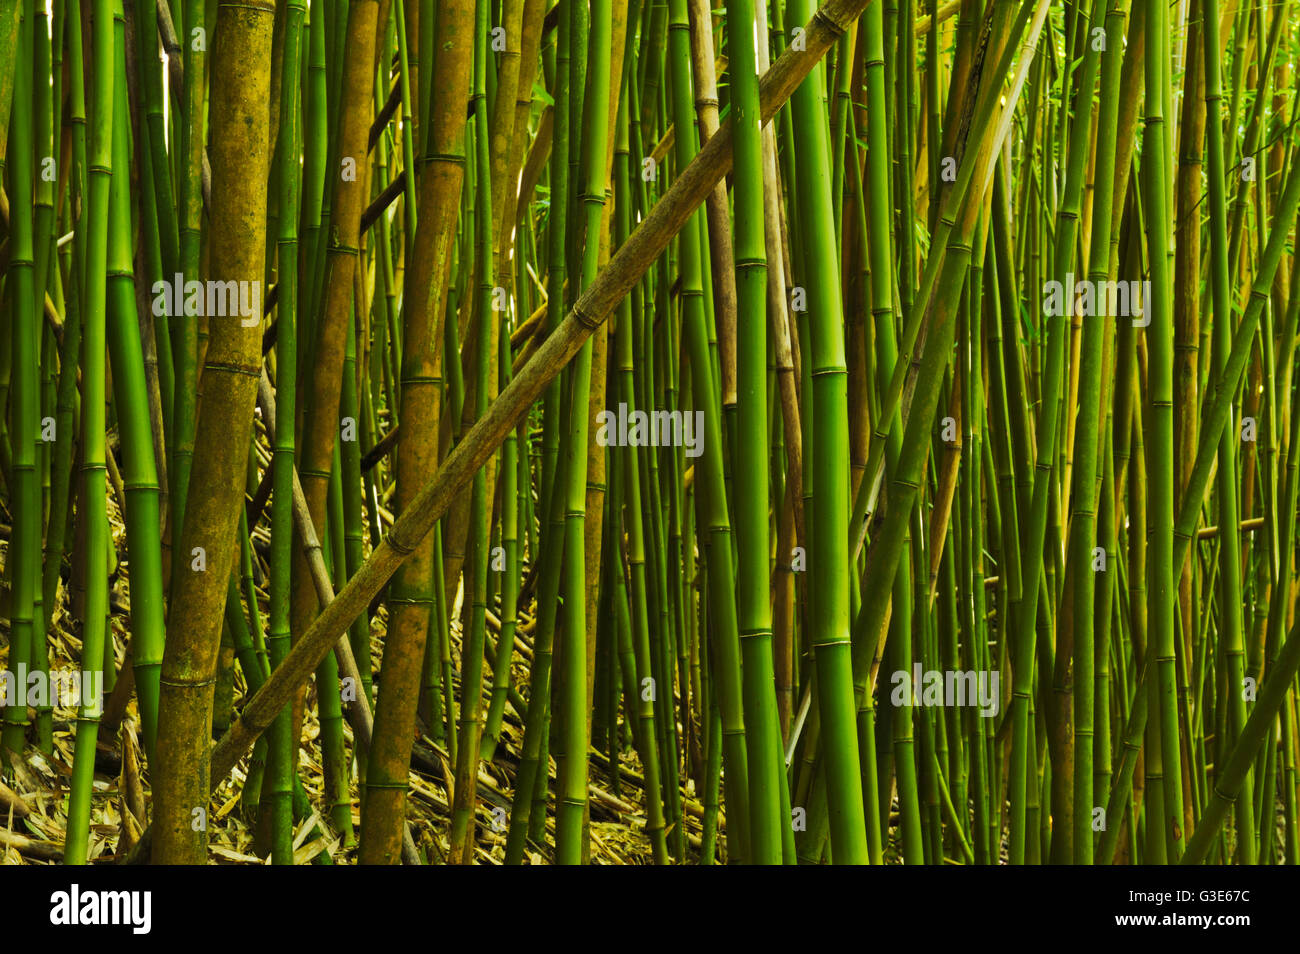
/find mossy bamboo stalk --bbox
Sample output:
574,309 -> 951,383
152,0 -> 275,865
360,0 -> 475,866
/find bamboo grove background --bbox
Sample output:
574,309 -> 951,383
0,0 -> 1299,866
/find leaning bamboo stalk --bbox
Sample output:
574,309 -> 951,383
1184,616 -> 1300,862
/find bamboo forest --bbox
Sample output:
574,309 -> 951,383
0,0 -> 1299,871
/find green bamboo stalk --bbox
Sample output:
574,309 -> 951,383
105,19 -> 166,763
729,0 -> 787,865
63,0 -> 115,864
1068,0 -> 1119,864
664,0 -> 751,863
1,0 -> 40,761
1202,0 -> 1257,862
263,0 -> 307,865
1141,0 -> 1186,862
787,0 -> 868,865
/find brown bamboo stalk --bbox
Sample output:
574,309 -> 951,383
687,0 -> 738,409
289,0 -> 381,762
151,0 -> 275,865
359,0 -> 476,865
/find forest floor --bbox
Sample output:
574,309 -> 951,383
0,489 -> 690,865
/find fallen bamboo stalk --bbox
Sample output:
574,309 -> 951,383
0,780 -> 31,819
0,826 -> 62,860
